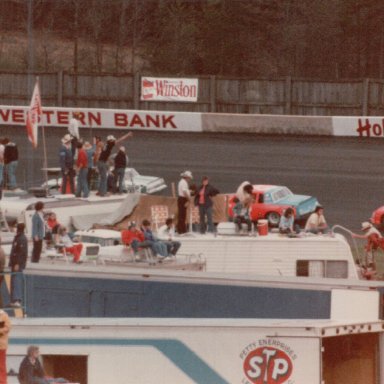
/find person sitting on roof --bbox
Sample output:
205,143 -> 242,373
45,212 -> 60,248
57,225 -> 83,264
304,205 -> 329,234
232,197 -> 252,233
141,219 -> 169,258
157,218 -> 181,257
279,207 -> 300,235
121,222 -> 152,258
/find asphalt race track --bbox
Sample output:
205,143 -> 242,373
2,125 -> 383,232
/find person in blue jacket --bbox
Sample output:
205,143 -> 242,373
31,201 -> 45,263
59,134 -> 75,194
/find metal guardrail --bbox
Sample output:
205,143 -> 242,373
331,224 -> 363,265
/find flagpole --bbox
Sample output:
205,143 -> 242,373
42,124 -> 49,196
35,77 -> 49,195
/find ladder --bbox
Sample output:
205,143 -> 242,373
0,207 -> 9,232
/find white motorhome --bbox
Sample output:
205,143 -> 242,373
178,231 -> 359,279
75,228 -> 359,279
8,314 -> 384,383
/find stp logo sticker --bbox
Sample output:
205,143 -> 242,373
241,342 -> 296,384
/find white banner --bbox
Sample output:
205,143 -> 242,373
141,77 -> 198,102
332,116 -> 384,138
0,105 -> 202,132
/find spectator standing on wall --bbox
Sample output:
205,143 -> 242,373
75,141 -> 89,198
3,137 -> 19,190
31,201 -> 45,263
84,141 -> 96,190
177,170 -> 193,234
194,176 -> 219,234
0,309 -> 10,384
96,132 -> 132,197
59,134 -> 75,194
113,146 -> 128,194
93,136 -> 104,164
9,223 -> 28,308
68,111 -> 81,159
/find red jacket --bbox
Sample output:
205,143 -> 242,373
121,229 -> 145,245
76,148 -> 88,169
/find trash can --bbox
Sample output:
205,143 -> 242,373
257,219 -> 269,236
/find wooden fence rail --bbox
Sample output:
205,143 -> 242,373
0,71 -> 384,116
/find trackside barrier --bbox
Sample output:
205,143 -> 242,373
2,104 -> 384,137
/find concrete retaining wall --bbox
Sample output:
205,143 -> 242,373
2,104 -> 383,137
202,113 -> 333,136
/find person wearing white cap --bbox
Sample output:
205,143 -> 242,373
97,131 -> 133,197
177,170 -> 193,234
352,221 -> 382,275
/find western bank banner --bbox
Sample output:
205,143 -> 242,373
141,77 -> 198,102
0,105 -> 202,132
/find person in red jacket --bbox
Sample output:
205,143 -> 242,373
121,222 -> 151,255
75,141 -> 89,198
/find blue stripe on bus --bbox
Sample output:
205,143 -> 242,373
10,337 -> 229,384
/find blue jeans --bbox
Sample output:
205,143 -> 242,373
97,161 -> 108,196
5,160 -> 18,189
115,168 -> 125,193
10,270 -> 23,302
76,168 -> 89,198
165,240 -> 181,256
198,205 -> 214,233
131,240 -> 152,253
151,241 -> 168,257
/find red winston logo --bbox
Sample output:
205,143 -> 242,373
154,80 -> 197,98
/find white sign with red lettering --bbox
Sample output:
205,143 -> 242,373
332,116 -> 384,138
141,77 -> 198,102
0,105 -> 202,132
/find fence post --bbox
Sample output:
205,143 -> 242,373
133,72 -> 140,110
57,70 -> 63,106
362,78 -> 369,116
210,75 -> 216,113
285,76 -> 292,115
